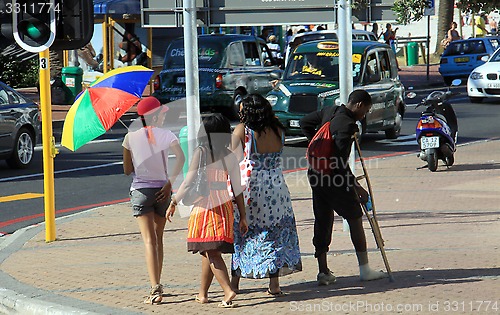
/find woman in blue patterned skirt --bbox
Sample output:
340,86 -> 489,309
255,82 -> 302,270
230,94 -> 302,296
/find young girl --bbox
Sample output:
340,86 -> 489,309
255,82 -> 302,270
123,96 -> 185,304
166,114 -> 248,308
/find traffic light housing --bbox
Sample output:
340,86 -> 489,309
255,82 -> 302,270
8,0 -> 93,53
52,0 -> 93,50
12,0 -> 56,52
0,1 -> 15,48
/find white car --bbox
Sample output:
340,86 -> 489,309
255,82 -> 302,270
467,47 -> 500,103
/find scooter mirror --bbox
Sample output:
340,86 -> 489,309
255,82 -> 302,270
406,92 -> 417,99
451,79 -> 461,86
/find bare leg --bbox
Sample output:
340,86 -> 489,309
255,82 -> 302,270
205,250 -> 237,303
230,274 -> 240,293
317,252 -> 329,274
347,217 -> 387,281
197,254 -> 213,303
153,213 -> 166,282
269,273 -> 281,293
137,212 -> 161,286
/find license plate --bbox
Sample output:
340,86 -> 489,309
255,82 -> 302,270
176,76 -> 186,84
289,120 -> 300,128
421,136 -> 440,149
487,83 -> 500,88
454,57 -> 469,63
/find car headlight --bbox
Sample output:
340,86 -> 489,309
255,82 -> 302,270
470,72 -> 483,80
266,95 -> 278,106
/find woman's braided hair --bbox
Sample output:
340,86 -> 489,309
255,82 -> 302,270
239,94 -> 285,138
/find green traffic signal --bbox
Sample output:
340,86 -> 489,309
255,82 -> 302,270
18,19 -> 51,43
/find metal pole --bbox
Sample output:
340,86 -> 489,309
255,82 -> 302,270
427,15 -> 430,81
39,49 -> 58,242
339,0 -> 354,232
183,0 -> 201,160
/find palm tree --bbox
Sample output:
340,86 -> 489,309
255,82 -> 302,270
436,0 -> 454,54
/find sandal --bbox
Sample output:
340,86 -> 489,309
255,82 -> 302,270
194,295 -> 209,304
143,284 -> 163,304
267,288 -> 286,297
218,300 -> 237,308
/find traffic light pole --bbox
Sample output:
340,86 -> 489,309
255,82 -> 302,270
39,49 -> 58,242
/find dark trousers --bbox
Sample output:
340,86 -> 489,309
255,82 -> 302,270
307,170 -> 363,258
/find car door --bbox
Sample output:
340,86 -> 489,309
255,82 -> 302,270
377,49 -> 398,126
0,84 -> 15,154
361,50 -> 385,130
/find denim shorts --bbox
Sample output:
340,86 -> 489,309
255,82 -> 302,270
130,188 -> 170,217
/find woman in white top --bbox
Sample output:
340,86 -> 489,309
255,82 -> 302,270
123,97 -> 185,304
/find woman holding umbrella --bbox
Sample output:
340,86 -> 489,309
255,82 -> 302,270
122,96 -> 185,304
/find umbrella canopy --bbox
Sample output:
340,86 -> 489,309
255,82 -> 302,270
61,66 -> 154,151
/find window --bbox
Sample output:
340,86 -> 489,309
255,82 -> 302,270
0,89 -> 9,105
243,42 -> 261,66
378,50 -> 392,79
228,43 -> 244,66
365,53 -> 380,83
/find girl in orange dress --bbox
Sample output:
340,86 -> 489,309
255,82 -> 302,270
166,114 -> 248,308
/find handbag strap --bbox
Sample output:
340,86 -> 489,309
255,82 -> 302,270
220,154 -> 236,196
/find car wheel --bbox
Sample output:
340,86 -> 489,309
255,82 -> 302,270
469,96 -> 484,103
443,77 -> 453,86
225,87 -> 248,121
6,128 -> 35,169
384,110 -> 403,139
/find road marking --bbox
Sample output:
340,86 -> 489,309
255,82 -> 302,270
0,193 -> 44,202
0,162 -> 123,183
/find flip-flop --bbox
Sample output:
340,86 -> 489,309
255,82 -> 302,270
218,300 -> 237,308
194,295 -> 209,304
267,289 -> 287,297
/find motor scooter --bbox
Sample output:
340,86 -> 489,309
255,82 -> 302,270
407,79 -> 460,172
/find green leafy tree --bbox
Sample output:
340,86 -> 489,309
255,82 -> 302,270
0,55 -> 38,88
392,0 -> 500,54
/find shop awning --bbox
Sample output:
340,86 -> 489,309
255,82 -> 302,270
93,0 -> 140,15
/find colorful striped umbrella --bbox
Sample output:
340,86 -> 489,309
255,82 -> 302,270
61,66 -> 154,151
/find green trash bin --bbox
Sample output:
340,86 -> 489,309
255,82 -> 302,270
407,42 -> 419,66
62,66 -> 83,103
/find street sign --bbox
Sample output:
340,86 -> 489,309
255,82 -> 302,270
141,0 -> 336,27
424,0 -> 435,16
208,0 -> 336,26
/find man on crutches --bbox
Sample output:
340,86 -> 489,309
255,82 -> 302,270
300,90 -> 388,286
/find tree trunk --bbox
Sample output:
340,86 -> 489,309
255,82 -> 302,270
435,0 -> 454,54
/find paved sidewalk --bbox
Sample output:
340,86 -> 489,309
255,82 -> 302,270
1,138 -> 499,314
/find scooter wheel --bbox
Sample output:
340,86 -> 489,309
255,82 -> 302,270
428,152 -> 438,172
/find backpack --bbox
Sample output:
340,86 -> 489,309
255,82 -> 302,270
306,107 -> 339,175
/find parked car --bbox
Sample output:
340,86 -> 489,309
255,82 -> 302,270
467,47 -> 500,102
267,40 -> 406,138
439,37 -> 500,85
285,29 -> 378,66
0,82 -> 40,169
153,34 -> 281,119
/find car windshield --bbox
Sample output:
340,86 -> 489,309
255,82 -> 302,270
164,41 -> 222,68
284,51 -> 361,83
490,48 -> 500,62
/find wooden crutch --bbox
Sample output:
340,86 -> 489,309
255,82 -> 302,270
352,133 -> 395,282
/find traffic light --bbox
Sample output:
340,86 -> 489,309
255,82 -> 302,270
52,0 -> 93,50
12,0 -> 56,52
0,1 -> 14,47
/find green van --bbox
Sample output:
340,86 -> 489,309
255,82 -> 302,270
153,34 -> 281,119
266,40 -> 405,137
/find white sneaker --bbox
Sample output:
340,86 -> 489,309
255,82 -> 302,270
317,270 -> 337,286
